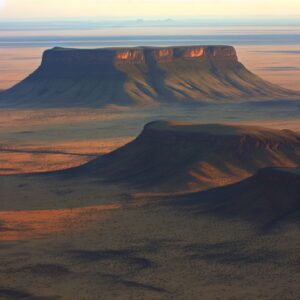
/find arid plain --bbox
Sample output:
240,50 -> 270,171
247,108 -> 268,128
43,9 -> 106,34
0,24 -> 300,299
0,104 -> 300,299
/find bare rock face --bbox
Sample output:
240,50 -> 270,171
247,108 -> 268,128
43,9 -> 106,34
0,45 -> 298,107
183,47 -> 205,58
40,46 -> 237,66
154,48 -> 174,62
115,49 -> 146,64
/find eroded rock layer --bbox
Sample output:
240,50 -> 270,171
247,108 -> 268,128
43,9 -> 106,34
41,46 -> 237,66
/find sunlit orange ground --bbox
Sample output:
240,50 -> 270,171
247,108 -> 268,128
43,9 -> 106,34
0,204 -> 121,241
0,108 -> 134,174
0,109 -> 131,128
0,137 -> 132,174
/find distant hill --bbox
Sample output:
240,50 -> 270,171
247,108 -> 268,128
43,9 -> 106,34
0,46 -> 299,108
170,167 -> 300,228
75,121 -> 300,192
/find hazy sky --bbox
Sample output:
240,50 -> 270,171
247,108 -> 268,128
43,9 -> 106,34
0,0 -> 299,19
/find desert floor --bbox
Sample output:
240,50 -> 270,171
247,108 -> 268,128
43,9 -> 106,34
0,103 -> 299,175
0,198 -> 299,300
0,104 -> 300,299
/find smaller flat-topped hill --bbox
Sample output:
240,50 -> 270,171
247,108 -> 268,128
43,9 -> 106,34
74,121 -> 300,192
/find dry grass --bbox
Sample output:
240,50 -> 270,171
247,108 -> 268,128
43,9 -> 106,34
0,110 -> 299,299
0,137 -> 132,174
0,109 -> 135,174
0,108 -> 129,129
0,203 -> 120,241
0,151 -> 91,174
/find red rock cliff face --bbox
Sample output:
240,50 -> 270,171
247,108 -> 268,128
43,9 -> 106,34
154,48 -> 174,62
40,46 -> 238,68
115,49 -> 145,64
112,45 -> 237,64
183,47 -> 205,58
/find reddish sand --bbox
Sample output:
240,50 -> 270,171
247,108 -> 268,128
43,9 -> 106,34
0,204 -> 121,241
0,137 -> 132,175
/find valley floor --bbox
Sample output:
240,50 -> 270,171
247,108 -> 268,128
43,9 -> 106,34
0,104 -> 300,299
0,199 -> 299,300
0,104 -> 299,175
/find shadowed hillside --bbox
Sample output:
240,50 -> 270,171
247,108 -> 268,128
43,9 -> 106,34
1,168 -> 300,300
77,121 -> 300,192
0,46 -> 298,107
1,121 -> 300,210
170,167 -> 300,228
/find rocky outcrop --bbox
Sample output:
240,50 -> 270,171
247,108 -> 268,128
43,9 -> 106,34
183,47 -> 205,58
115,49 -> 145,64
41,46 -> 237,66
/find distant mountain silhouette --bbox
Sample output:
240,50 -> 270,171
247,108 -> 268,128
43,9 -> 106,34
0,46 -> 299,107
75,121 -> 300,192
